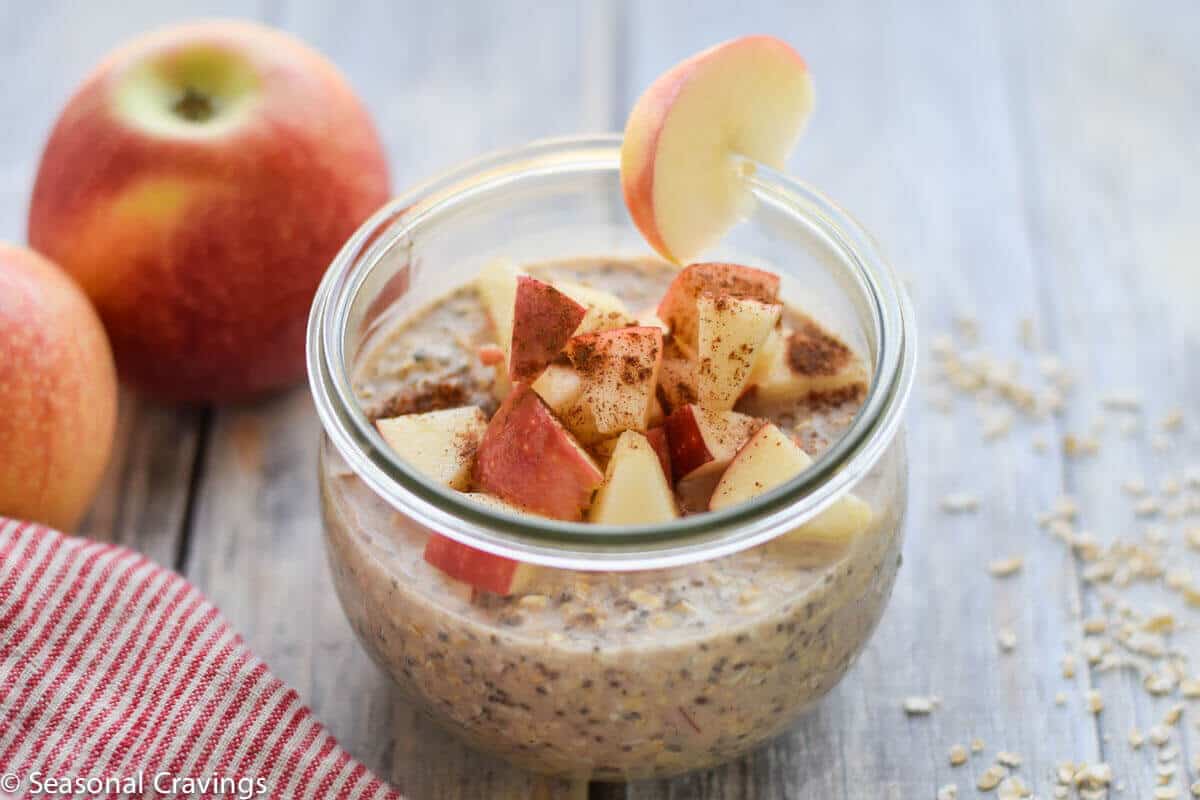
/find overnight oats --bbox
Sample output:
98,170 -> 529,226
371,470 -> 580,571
309,37 -> 916,781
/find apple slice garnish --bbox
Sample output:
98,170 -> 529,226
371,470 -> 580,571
376,406 -> 488,491
740,318 -> 869,413
590,431 -> 679,525
657,262 -> 780,351
695,294 -> 781,411
509,275 -> 588,383
472,384 -> 603,520
621,36 -> 815,263
664,403 -> 760,509
709,423 -> 872,559
562,325 -> 664,442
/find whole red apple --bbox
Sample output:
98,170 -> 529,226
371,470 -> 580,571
28,20 -> 391,403
0,243 -> 118,531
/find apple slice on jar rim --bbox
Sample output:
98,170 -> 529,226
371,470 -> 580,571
620,35 -> 815,264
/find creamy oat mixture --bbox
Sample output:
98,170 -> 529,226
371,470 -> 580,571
320,258 -> 907,778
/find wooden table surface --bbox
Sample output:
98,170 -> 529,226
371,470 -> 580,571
4,1 -> 1199,797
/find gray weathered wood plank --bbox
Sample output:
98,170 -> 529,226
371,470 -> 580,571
1006,0 -> 1200,793
5,0 -> 1197,797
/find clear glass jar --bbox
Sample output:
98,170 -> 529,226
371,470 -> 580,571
308,135 -> 916,780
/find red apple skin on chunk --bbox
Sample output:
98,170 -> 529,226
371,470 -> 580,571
423,534 -> 532,596
645,426 -> 673,485
509,275 -> 587,383
665,404 -> 761,510
663,403 -> 760,483
473,384 -> 604,520
27,21 -> 390,403
657,263 -> 780,350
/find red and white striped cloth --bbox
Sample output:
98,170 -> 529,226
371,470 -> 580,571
0,517 -> 402,799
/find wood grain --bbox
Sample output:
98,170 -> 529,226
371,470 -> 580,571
1005,0 -> 1200,792
3,1 -> 1197,798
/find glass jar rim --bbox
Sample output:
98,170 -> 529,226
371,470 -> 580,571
307,134 -> 917,571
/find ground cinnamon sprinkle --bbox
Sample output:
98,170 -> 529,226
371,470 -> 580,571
805,383 -> 867,412
568,338 -> 601,375
788,320 -> 853,377
452,427 -> 481,465
373,380 -> 469,420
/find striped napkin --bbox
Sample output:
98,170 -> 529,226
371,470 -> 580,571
0,517 -> 402,799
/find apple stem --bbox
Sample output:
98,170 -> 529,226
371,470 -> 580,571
173,87 -> 215,122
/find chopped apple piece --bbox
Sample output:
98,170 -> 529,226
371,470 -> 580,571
590,431 -> 679,524
562,326 -> 663,442
695,295 -> 781,411
658,339 -> 699,413
555,281 -> 635,335
509,275 -> 587,382
709,423 -> 810,510
709,423 -> 872,558
656,263 -> 780,350
647,393 -> 665,427
783,493 -> 872,552
621,36 -> 814,263
473,384 -> 603,520
531,363 -> 583,417
476,258 -> 522,349
744,325 -> 786,387
490,358 -> 513,403
664,403 -> 760,508
664,404 -> 760,481
636,306 -> 670,335
740,319 -> 869,413
424,517 -> 537,596
376,406 -> 488,491
645,426 -> 672,485
588,435 -> 622,463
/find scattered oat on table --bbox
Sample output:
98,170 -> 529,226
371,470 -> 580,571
977,765 -> 1005,792
904,696 -> 938,715
941,492 -> 980,513
949,744 -> 968,767
989,557 -> 1024,577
